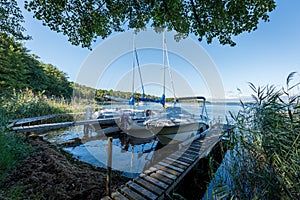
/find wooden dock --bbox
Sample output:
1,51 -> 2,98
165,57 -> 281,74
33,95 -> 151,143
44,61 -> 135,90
102,127 -> 225,200
11,117 -> 120,133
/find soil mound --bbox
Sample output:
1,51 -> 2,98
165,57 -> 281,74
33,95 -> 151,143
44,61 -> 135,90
1,137 -> 129,199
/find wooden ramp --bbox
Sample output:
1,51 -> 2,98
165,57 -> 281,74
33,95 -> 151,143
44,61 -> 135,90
103,128 -> 224,200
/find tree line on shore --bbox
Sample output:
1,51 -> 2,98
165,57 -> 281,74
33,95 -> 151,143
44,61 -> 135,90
0,32 -> 161,104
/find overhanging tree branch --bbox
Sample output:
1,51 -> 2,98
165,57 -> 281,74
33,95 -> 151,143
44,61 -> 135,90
23,0 -> 276,49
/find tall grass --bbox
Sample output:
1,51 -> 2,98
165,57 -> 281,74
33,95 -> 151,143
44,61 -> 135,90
212,73 -> 300,199
3,88 -> 72,119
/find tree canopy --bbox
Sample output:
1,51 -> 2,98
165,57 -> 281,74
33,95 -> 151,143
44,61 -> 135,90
24,0 -> 276,48
0,33 -> 72,98
0,0 -> 30,40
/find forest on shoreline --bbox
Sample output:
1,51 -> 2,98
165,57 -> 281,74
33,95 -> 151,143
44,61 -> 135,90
1,32 -> 162,106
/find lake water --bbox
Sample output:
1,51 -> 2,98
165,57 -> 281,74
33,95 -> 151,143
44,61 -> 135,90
45,103 -> 241,179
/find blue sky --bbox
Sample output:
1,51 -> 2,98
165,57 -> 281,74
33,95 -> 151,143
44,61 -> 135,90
19,0 -> 300,100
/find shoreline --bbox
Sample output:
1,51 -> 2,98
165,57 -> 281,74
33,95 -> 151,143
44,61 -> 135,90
0,136 -> 129,199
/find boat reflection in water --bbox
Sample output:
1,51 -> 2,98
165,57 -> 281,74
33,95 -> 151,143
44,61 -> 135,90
46,125 -> 159,178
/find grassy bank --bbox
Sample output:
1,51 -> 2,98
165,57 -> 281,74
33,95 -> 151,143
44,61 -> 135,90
0,89 -> 95,198
212,73 -> 300,199
0,128 -> 33,181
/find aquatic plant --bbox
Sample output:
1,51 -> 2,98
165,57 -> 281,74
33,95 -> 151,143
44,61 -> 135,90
212,72 -> 300,199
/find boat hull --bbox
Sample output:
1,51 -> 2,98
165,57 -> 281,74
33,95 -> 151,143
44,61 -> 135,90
154,122 -> 209,145
124,125 -> 154,138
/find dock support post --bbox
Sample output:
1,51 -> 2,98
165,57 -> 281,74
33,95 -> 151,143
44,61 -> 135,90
84,107 -> 91,135
85,107 -> 91,120
106,137 -> 112,197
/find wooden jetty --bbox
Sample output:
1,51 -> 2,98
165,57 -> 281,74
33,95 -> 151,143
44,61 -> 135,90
11,117 -> 120,133
102,127 -> 226,200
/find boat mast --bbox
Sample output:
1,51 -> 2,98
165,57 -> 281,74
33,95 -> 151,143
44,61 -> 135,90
135,42 -> 145,99
162,30 -> 176,104
164,40 -> 177,103
162,30 -> 166,98
129,32 -> 136,105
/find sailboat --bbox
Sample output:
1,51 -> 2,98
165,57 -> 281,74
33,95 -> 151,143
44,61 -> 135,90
125,31 -> 210,144
144,97 -> 209,144
94,30 -> 210,144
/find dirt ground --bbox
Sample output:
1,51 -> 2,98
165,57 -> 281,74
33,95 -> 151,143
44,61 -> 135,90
0,136 -> 129,199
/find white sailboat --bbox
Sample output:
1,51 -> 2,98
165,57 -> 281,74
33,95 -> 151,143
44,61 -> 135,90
93,31 -> 210,144
125,31 -> 210,144
145,97 -> 209,144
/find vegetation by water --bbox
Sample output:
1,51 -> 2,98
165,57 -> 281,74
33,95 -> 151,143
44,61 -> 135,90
0,104 -> 32,182
211,73 -> 300,199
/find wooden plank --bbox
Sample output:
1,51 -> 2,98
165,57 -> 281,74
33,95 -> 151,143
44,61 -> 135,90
9,114 -> 60,126
187,146 -> 199,152
139,173 -> 168,189
158,161 -> 185,172
12,122 -> 74,133
149,167 -> 176,181
111,191 -> 130,200
154,164 -> 181,176
160,159 -> 188,170
177,156 -> 196,165
126,181 -> 158,200
168,154 -> 194,163
172,152 -> 197,161
149,172 -> 173,185
165,157 -> 190,167
189,143 -> 201,148
75,117 -> 120,126
185,149 -> 200,156
120,186 -> 147,200
144,169 -> 174,185
134,177 -> 164,195
188,145 -> 201,152
11,118 -> 120,133
191,141 -> 203,147
181,151 -> 199,158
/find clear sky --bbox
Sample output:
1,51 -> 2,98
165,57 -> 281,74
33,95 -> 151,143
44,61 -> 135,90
18,0 -> 300,100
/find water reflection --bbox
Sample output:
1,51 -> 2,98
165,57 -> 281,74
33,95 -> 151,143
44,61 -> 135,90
45,125 -> 162,178
44,103 -> 241,180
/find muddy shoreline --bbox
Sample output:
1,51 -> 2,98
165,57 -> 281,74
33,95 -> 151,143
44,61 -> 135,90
0,136 -> 129,199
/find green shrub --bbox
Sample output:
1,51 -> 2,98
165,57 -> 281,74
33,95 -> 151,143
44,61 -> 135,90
0,131 -> 33,180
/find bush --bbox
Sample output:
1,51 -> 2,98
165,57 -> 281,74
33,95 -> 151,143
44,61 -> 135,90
0,132 -> 33,180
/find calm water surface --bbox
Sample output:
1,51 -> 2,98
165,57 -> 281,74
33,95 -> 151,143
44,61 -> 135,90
45,103 -> 241,179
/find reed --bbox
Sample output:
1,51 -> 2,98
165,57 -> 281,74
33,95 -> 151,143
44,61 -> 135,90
212,72 -> 300,199
2,88 -> 71,120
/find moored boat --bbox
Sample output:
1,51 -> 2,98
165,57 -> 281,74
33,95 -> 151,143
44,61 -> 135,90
145,96 -> 210,144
